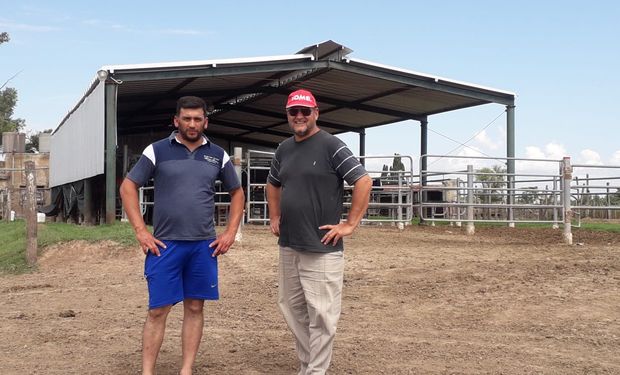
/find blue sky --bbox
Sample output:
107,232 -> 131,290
2,0 -> 619,171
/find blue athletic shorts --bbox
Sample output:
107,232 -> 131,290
144,239 -> 219,309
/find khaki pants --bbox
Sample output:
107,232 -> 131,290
278,246 -> 344,375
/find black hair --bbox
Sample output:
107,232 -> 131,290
176,96 -> 207,115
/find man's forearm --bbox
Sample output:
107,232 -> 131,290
266,183 -> 281,219
224,187 -> 245,234
119,178 -> 147,233
346,175 -> 372,227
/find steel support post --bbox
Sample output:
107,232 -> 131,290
506,105 -> 515,228
105,83 -> 118,224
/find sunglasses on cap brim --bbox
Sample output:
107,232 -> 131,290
286,107 -> 314,116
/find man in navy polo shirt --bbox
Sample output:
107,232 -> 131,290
120,96 -> 244,375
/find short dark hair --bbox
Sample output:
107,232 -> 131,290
176,96 -> 207,116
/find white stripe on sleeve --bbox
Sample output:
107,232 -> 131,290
143,144 -> 156,165
342,164 -> 363,179
332,146 -> 347,159
268,172 -> 280,183
336,155 -> 355,170
222,151 -> 231,169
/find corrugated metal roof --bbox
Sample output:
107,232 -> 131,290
56,40 -> 515,150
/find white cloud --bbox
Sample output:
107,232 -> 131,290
17,5 -> 71,23
78,19 -> 207,36
159,29 -> 206,36
522,145 -> 618,181
111,24 -> 129,31
0,21 -> 59,32
544,142 -> 568,160
524,146 -> 545,159
80,19 -> 135,32
518,143 -> 568,175
421,147 -> 502,176
81,19 -> 103,26
578,149 -> 603,165
457,146 -> 484,157
474,129 -> 499,150
498,125 -> 506,139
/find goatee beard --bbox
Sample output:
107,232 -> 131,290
180,131 -> 201,142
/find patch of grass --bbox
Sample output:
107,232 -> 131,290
38,222 -> 136,247
0,221 -> 137,275
416,218 -> 620,232
577,221 -> 620,233
0,221 -> 28,273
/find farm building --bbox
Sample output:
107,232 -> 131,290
48,40 -> 515,224
0,132 -> 51,221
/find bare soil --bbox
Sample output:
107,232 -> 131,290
1,225 -> 619,374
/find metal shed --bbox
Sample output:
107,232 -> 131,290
50,40 -> 516,224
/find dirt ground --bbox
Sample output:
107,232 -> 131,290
1,224 -> 619,375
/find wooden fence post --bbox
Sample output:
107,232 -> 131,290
466,165 -> 475,235
562,157 -> 573,245
25,161 -> 38,266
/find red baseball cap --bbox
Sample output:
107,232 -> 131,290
285,89 -> 317,108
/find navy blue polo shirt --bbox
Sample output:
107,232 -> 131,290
127,131 -> 240,240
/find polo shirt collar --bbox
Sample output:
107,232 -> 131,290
168,130 -> 209,146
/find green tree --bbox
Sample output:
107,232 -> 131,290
476,165 -> 506,200
380,164 -> 389,179
519,186 -> 539,204
0,32 -> 26,140
611,189 -> 620,205
391,154 -> 405,172
475,165 -> 507,219
387,153 -> 405,184
380,154 -> 406,185
0,87 -> 26,134
26,128 -> 53,152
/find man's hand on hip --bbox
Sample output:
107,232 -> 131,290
319,222 -> 356,246
136,227 -> 166,256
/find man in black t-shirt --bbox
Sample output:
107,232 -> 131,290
267,89 -> 372,375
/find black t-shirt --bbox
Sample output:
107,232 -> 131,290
268,130 -> 368,252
